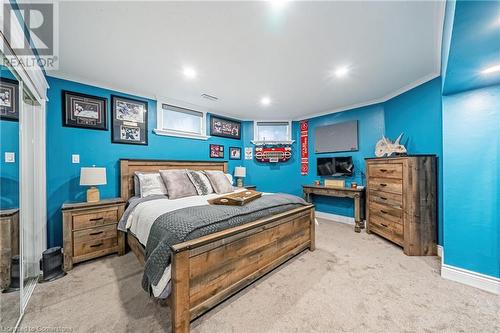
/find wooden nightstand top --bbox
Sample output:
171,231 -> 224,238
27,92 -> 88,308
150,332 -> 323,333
244,185 -> 256,189
62,198 -> 125,211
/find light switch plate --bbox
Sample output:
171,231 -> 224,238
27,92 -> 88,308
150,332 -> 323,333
72,154 -> 80,164
5,152 -> 15,163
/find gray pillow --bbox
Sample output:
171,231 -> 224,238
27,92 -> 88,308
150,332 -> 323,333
136,172 -> 168,198
160,169 -> 197,199
204,170 -> 234,194
186,170 -> 214,195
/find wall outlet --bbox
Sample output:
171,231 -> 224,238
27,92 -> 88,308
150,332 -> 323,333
5,152 -> 15,163
72,154 -> 80,164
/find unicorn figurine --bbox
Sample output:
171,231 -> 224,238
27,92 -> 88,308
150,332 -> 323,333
375,133 -> 407,157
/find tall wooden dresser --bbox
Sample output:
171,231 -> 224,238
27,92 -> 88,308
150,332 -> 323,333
365,155 -> 437,256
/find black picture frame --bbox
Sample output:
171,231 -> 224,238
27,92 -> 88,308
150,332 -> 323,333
210,115 -> 241,140
209,144 -> 224,159
62,90 -> 107,130
111,95 -> 148,145
229,147 -> 241,160
0,77 -> 19,121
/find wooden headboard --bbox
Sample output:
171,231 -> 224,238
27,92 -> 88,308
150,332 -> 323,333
120,159 -> 228,201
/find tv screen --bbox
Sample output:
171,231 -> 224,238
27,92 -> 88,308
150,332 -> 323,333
317,157 -> 354,176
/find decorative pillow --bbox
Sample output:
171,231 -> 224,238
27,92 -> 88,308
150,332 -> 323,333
136,172 -> 168,198
134,174 -> 141,197
204,170 -> 234,194
186,170 -> 214,195
225,173 -> 234,185
160,169 -> 197,199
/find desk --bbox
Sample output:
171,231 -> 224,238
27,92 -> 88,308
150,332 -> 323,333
302,185 -> 365,232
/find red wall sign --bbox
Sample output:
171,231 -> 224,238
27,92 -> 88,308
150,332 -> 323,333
300,120 -> 308,175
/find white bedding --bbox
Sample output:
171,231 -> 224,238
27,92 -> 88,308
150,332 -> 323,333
126,188 -> 252,297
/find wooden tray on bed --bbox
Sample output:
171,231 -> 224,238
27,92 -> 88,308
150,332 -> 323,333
208,190 -> 262,206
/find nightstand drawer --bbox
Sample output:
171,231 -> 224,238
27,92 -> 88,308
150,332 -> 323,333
73,224 -> 117,243
73,237 -> 118,257
72,208 -> 118,230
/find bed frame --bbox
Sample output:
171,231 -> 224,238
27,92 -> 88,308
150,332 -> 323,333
120,159 -> 315,333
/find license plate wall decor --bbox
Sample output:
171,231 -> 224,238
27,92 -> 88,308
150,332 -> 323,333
210,115 -> 241,139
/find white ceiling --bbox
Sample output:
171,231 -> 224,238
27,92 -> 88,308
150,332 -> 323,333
50,1 -> 445,120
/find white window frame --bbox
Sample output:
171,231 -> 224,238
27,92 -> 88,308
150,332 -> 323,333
251,120 -> 294,145
154,98 -> 210,140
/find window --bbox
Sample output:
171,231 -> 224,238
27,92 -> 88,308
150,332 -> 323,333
155,103 -> 209,140
253,121 -> 293,144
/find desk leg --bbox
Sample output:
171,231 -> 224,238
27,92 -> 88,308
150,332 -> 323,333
354,194 -> 361,233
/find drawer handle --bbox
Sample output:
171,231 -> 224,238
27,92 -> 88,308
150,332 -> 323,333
90,217 -> 104,222
380,210 -> 388,214
380,183 -> 387,187
380,169 -> 387,172
89,231 -> 103,236
381,223 -> 389,228
380,197 -> 388,201
90,243 -> 103,248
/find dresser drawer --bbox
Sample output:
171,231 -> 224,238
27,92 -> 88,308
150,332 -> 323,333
368,177 -> 402,195
369,190 -> 402,208
73,237 -> 118,257
369,216 -> 403,246
73,224 -> 117,244
369,163 -> 403,179
72,208 -> 118,230
369,201 -> 402,224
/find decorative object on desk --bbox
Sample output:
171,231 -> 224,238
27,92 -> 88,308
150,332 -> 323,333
324,179 -> 345,188
313,180 -> 321,186
255,146 -> 292,163
111,95 -> 148,145
350,182 -> 358,189
244,147 -> 253,160
234,166 -> 246,187
39,247 -> 66,283
80,166 -> 107,202
0,77 -> 19,121
208,190 -> 262,206
375,133 -> 407,157
62,91 -> 107,130
229,147 -> 241,160
300,120 -> 309,175
210,115 -> 241,139
209,144 -> 224,158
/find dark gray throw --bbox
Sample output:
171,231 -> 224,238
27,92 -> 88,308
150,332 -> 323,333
142,193 -> 308,292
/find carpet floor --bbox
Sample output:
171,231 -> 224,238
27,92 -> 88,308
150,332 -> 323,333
20,219 -> 499,332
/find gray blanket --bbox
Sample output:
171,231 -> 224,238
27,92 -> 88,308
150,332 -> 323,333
142,193 -> 307,292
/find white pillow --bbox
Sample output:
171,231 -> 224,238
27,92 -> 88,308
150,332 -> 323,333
225,173 -> 234,185
136,172 -> 168,198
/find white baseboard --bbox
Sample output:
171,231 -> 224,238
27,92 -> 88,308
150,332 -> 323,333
441,264 -> 500,294
315,211 -> 355,225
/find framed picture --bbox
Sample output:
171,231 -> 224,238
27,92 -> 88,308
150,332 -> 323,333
210,144 -> 224,158
210,115 -> 241,139
229,147 -> 241,160
111,95 -> 148,145
62,90 -> 107,130
0,78 -> 19,121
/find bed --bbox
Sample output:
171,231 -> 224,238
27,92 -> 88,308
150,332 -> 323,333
119,159 -> 315,333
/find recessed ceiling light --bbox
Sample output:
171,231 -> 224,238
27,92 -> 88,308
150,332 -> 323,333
334,66 -> 350,78
260,97 -> 271,106
481,64 -> 500,75
183,66 -> 197,79
269,0 -> 289,10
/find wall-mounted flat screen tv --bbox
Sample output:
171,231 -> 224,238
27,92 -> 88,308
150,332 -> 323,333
317,157 -> 354,177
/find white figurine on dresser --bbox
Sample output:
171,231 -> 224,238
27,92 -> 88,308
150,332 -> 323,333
375,133 -> 407,157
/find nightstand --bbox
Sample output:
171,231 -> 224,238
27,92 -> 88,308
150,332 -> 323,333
244,185 -> 257,190
62,198 -> 125,271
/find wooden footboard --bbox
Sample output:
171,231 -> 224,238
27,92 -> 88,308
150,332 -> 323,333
170,205 -> 315,333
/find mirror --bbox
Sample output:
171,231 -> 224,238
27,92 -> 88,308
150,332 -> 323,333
0,59 -> 21,328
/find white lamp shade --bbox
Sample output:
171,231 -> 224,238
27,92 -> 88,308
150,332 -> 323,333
80,167 -> 107,186
234,166 -> 246,178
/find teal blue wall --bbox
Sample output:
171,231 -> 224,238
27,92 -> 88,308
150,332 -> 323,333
46,76 -> 243,247
442,85 -> 500,277
0,67 -> 19,210
384,77 -> 443,244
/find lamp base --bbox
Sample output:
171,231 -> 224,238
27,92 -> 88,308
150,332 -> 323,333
237,178 -> 244,187
87,186 -> 100,202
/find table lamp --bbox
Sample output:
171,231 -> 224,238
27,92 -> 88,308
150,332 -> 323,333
234,166 -> 246,187
80,166 -> 107,202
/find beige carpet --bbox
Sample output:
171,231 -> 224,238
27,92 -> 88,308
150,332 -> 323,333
20,219 -> 499,332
